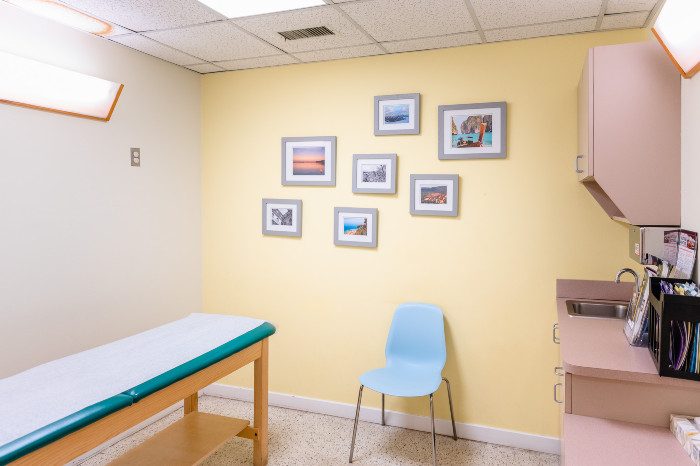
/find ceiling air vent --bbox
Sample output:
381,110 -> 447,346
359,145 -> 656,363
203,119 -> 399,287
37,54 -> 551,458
278,26 -> 334,41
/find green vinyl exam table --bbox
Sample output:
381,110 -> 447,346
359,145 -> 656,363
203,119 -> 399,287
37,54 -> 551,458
0,313 -> 275,465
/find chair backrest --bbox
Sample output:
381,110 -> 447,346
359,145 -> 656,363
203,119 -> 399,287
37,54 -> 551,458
385,303 -> 446,371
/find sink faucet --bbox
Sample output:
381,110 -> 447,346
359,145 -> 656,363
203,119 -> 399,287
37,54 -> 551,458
615,268 -> 640,296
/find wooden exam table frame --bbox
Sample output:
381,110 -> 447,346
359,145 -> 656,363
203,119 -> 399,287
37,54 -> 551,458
11,338 -> 270,466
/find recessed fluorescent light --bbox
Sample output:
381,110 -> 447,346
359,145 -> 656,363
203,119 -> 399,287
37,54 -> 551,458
2,0 -> 113,35
0,51 -> 124,121
197,0 -> 325,18
652,0 -> 700,78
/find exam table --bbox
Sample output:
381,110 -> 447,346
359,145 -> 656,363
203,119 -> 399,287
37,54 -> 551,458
0,313 -> 275,465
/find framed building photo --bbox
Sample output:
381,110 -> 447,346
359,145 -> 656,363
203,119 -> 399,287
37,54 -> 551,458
410,174 -> 459,216
374,93 -> 420,135
262,198 -> 302,237
438,102 -> 506,159
281,136 -> 336,186
352,154 -> 397,194
334,207 -> 377,248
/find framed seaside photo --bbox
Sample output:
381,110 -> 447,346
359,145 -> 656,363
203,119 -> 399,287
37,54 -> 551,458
262,199 -> 301,237
410,174 -> 459,216
374,93 -> 420,135
352,154 -> 397,194
334,207 -> 377,248
281,136 -> 336,186
438,102 -> 506,159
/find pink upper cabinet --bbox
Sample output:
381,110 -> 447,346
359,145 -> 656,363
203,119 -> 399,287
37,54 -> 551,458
576,41 -> 681,226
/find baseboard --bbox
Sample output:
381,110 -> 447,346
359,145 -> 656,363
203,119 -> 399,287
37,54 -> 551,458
203,384 -> 561,455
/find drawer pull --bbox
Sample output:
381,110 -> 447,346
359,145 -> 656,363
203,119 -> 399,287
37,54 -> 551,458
553,323 -> 560,344
575,155 -> 584,174
554,383 -> 563,404
555,366 -> 564,377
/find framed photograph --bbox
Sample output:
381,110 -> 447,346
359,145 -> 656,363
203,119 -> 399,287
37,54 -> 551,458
262,198 -> 301,237
374,93 -> 420,135
334,207 -> 377,248
352,154 -> 397,194
438,102 -> 506,159
410,174 -> 459,217
282,136 -> 336,186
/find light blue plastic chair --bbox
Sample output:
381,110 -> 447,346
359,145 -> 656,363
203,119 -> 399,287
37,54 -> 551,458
349,303 -> 457,465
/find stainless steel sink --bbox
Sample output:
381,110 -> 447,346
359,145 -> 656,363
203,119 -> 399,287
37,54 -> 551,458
566,300 -> 628,319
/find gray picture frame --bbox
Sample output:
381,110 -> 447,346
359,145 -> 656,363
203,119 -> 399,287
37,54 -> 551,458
438,101 -> 506,159
410,174 -> 459,217
281,136 -> 336,186
262,198 -> 302,237
334,207 -> 377,248
374,93 -> 420,136
352,154 -> 397,194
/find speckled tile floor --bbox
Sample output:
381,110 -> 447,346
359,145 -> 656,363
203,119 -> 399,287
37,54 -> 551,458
78,395 -> 559,465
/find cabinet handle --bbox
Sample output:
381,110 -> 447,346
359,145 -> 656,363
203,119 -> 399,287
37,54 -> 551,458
555,366 -> 564,376
554,383 -> 563,404
575,155 -> 583,174
553,323 -> 560,344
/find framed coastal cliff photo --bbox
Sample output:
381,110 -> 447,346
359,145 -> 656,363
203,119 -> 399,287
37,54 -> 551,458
374,93 -> 420,135
410,174 -> 459,216
438,102 -> 506,159
282,136 -> 336,186
262,199 -> 301,237
334,207 -> 377,248
352,154 -> 397,194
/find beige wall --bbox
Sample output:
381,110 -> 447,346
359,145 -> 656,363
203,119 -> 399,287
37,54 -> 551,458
681,70 -> 700,281
0,4 -> 202,377
202,29 -> 646,438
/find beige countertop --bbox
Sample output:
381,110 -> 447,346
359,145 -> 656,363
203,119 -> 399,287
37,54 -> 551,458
557,279 -> 700,389
563,414 -> 693,465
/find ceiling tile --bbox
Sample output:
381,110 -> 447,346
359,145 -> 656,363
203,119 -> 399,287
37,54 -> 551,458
339,0 -> 476,42
381,33 -> 481,54
59,0 -> 224,32
472,0 -> 602,30
600,11 -> 649,29
143,22 -> 280,62
484,18 -> 597,42
109,34 -> 203,65
294,44 -> 384,63
185,63 -> 225,73
606,0 -> 657,14
216,55 -> 299,71
97,22 -> 132,36
233,5 -> 371,53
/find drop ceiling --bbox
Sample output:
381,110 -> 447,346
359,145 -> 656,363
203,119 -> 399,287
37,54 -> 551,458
49,0 -> 665,74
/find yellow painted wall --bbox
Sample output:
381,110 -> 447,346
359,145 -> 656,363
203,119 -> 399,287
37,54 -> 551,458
202,29 -> 646,438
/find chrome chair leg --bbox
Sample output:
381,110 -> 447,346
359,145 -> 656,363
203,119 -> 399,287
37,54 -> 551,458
382,393 -> 385,425
443,377 -> 457,440
430,393 -> 437,466
349,385 -> 364,463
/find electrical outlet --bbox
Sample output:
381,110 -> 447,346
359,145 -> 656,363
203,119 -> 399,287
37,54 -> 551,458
131,148 -> 140,167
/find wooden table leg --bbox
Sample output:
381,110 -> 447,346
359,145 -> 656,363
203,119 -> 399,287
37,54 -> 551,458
253,338 -> 269,466
184,392 -> 198,415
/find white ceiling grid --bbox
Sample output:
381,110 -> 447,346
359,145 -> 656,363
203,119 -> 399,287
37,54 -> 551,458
49,0 -> 664,74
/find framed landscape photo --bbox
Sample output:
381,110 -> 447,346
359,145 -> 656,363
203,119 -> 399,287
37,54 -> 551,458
438,102 -> 506,159
374,93 -> 420,135
282,136 -> 336,186
352,154 -> 397,194
410,174 -> 459,216
334,207 -> 377,248
262,198 -> 301,237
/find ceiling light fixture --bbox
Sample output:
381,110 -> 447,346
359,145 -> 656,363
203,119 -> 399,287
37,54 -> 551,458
2,0 -> 113,35
0,51 -> 124,121
652,0 -> 700,78
197,0 -> 325,19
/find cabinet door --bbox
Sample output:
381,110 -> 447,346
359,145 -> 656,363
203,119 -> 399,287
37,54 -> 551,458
576,49 -> 594,181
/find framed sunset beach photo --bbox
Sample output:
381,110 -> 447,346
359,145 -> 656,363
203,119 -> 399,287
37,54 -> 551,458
281,136 -> 336,186
374,93 -> 420,135
410,174 -> 459,216
334,207 -> 377,247
438,102 -> 506,159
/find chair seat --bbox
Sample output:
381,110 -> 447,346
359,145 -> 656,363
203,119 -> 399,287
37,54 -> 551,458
359,365 -> 442,397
